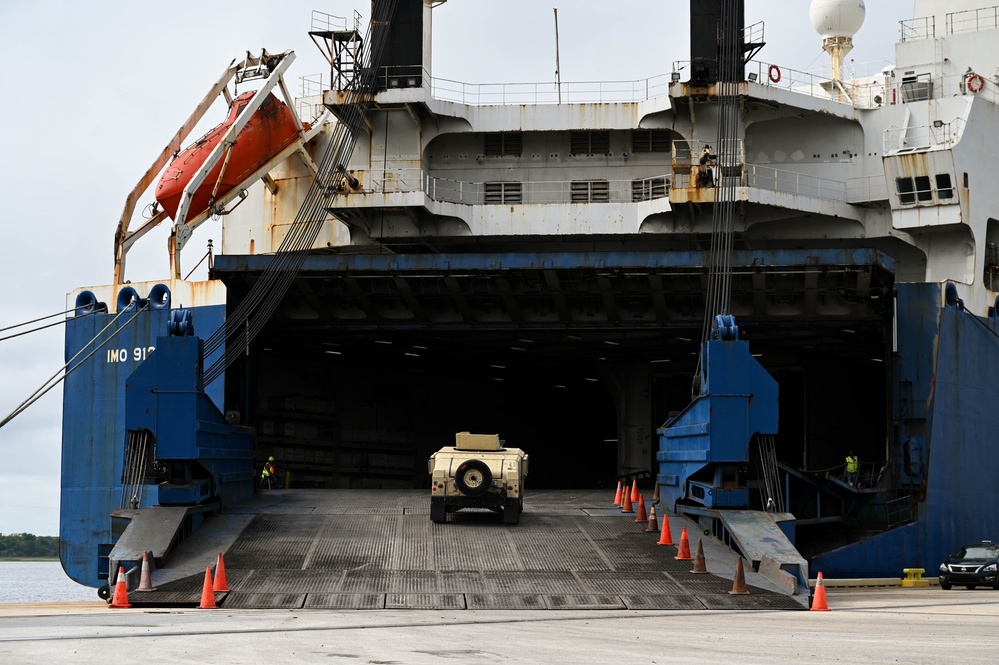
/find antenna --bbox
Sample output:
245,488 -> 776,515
554,8 -> 562,105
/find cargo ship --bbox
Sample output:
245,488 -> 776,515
59,0 -> 999,601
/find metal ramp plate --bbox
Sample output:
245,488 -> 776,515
109,506 -> 200,562
133,490 -> 806,610
716,509 -> 808,593
715,510 -> 800,564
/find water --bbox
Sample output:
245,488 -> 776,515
0,561 -> 99,604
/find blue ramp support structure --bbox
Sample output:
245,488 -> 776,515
110,310 -> 255,583
657,315 -> 807,593
657,315 -> 778,511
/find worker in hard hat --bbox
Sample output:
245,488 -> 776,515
260,455 -> 280,489
845,450 -> 859,487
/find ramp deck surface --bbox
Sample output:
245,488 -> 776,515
132,489 -> 805,610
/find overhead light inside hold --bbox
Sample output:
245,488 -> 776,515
585,377 -> 599,382
404,352 -> 420,357
604,340 -> 620,346
676,337 -> 691,342
872,358 -> 884,363
413,345 -> 428,350
518,338 -> 535,344
325,350 -> 341,355
752,353 -> 762,357
842,329 -> 856,334
375,340 -> 392,345
323,342 -> 339,346
566,334 -> 583,340
511,346 -> 527,351
603,438 -> 618,442
651,359 -> 671,363
493,377 -> 504,381
491,364 -> 506,369
554,384 -> 566,389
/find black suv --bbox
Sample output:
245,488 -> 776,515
938,541 -> 999,590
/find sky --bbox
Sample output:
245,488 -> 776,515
0,0 -> 906,536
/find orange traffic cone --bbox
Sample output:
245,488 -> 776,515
691,538 -> 708,573
729,557 -> 750,595
674,527 -> 692,560
213,552 -> 229,593
811,572 -> 830,611
634,495 -> 648,523
621,487 -> 633,513
630,479 -> 640,503
646,504 -> 659,533
109,566 -> 131,608
138,551 -> 154,591
613,481 -> 622,506
657,510 -> 674,545
198,567 -> 217,609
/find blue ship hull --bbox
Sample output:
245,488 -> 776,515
60,295 -> 225,588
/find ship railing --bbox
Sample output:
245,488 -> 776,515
300,73 -> 326,98
428,71 -> 673,105
883,117 -> 966,154
948,5 -> 999,35
846,174 -> 889,203
349,168 -> 672,205
310,9 -> 361,33
420,173 -> 671,205
744,164 -> 846,201
900,15 -> 935,41
669,60 -> 889,110
885,494 -> 915,528
902,6 -> 999,40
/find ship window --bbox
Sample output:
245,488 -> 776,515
896,177 -> 916,204
484,132 -> 523,157
632,177 -> 669,201
571,180 -> 610,202
936,173 -> 954,199
570,130 -> 610,156
915,175 -> 933,202
484,181 -> 522,204
631,130 -> 671,153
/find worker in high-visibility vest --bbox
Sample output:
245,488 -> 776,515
260,456 -> 279,489
845,450 -> 859,487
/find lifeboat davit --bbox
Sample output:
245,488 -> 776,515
155,91 -> 304,220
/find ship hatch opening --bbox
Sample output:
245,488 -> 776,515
215,253 -> 893,497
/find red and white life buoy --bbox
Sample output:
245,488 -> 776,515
768,64 -> 781,84
967,73 -> 985,93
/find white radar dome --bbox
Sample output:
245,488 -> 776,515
809,0 -> 866,38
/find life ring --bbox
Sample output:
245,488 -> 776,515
768,64 -> 781,84
968,73 -> 985,93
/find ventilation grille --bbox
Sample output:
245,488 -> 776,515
631,130 -> 671,153
570,131 -> 610,156
571,180 -> 610,203
485,181 -> 523,204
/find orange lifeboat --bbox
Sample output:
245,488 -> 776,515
155,91 -> 304,220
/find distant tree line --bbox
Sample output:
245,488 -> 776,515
0,533 -> 59,558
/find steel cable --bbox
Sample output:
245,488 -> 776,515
0,304 -> 150,429
201,0 -> 399,386
0,305 -> 95,334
